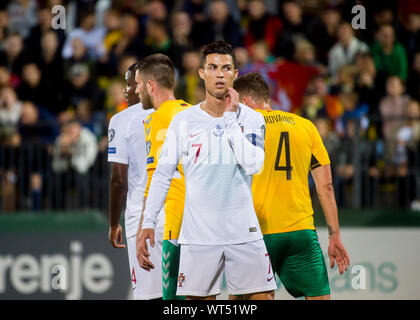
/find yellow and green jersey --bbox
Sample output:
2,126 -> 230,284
252,109 -> 330,234
144,99 -> 191,240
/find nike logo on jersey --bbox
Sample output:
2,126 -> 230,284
267,276 -> 274,282
189,132 -> 201,138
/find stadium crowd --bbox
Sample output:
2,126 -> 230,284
0,0 -> 419,212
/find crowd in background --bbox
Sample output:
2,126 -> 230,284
0,0 -> 420,212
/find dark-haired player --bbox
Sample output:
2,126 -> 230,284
137,41 -> 276,300
234,72 -> 350,300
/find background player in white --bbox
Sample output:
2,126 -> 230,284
107,63 -> 163,300
137,40 -> 277,300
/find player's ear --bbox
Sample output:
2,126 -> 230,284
234,68 -> 238,80
146,80 -> 153,94
198,67 -> 205,80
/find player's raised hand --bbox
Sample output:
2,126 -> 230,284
225,87 -> 239,113
328,235 -> 350,275
136,228 -> 155,271
108,224 -> 126,249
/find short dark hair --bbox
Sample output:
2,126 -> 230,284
127,62 -> 138,73
233,72 -> 270,103
135,54 -> 175,89
201,40 -> 237,68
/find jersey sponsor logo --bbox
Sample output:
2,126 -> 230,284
178,273 -> 185,287
146,140 -> 151,155
108,147 -> 116,154
147,156 -> 154,164
108,129 -> 115,143
212,124 -> 224,137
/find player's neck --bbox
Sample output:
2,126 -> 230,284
153,89 -> 176,110
201,94 -> 226,118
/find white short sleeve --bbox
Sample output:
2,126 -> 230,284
107,115 -> 129,164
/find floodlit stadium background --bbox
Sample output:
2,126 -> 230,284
1,0 -> 419,300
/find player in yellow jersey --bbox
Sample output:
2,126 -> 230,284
234,72 -> 350,300
134,54 -> 191,300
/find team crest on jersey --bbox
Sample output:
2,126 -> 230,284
146,140 -> 151,155
108,129 -> 115,143
178,273 -> 185,287
212,125 -> 224,137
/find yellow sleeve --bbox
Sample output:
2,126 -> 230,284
144,112 -> 168,171
310,121 -> 331,170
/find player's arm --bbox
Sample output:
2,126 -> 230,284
137,118 -> 181,270
224,89 -> 265,175
310,120 -> 350,275
311,165 -> 349,274
107,116 -> 128,249
109,163 -> 128,248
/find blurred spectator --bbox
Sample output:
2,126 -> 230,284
18,101 -> 59,145
309,5 -> 341,65
170,11 -> 193,48
354,52 -> 384,116
191,0 -> 242,48
38,30 -> 65,103
314,116 -> 341,168
380,76 -> 411,167
104,13 -> 144,76
269,37 -> 320,112
0,86 -> 22,146
328,22 -> 369,79
406,51 -> 420,101
243,0 -> 282,53
336,92 -> 369,137
26,5 -> 66,53
234,46 -> 251,71
371,24 -> 408,81
274,0 -> 312,59
62,8 -> 106,60
102,8 -> 122,54
301,74 -> 342,123
0,66 -> 11,87
175,49 -> 202,104
16,62 -> 51,110
7,0 -> 38,39
144,18 -> 184,70
52,119 -> 98,174
399,13 -> 420,65
0,9 -> 10,49
63,63 -> 105,117
0,32 -> 28,80
105,79 -> 127,120
380,76 -> 411,140
147,0 -> 168,22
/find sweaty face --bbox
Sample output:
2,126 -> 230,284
199,54 -> 238,100
135,70 -> 154,110
124,70 -> 140,106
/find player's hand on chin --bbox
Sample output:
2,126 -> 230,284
225,87 -> 239,113
136,228 -> 155,271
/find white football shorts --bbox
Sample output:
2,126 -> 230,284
176,239 -> 277,297
126,226 -> 164,299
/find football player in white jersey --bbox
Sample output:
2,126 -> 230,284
137,41 -> 277,300
107,63 -> 163,299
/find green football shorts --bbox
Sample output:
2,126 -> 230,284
264,229 -> 330,298
162,240 -> 185,300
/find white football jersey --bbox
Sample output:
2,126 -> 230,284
108,103 -> 163,238
143,103 -> 266,245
